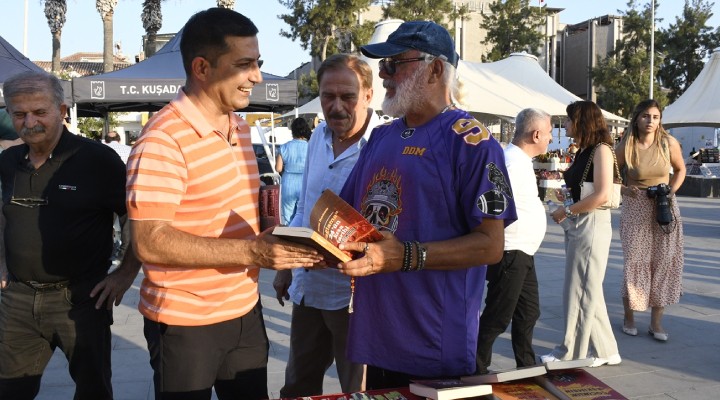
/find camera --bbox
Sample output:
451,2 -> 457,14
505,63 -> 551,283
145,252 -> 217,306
646,183 -> 673,225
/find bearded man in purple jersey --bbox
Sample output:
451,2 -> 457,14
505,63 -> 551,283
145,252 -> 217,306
337,21 -> 518,389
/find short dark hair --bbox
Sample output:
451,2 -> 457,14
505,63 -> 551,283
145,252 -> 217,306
105,131 -> 120,143
180,7 -> 258,77
317,53 -> 373,90
290,118 -> 312,140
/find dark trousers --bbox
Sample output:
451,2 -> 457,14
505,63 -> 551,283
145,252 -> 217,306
365,365 -> 457,391
144,302 -> 269,400
0,279 -> 113,400
280,302 -> 363,397
476,250 -> 540,374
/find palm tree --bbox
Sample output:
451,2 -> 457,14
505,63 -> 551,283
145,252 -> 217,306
96,0 -> 118,73
216,0 -> 235,8
44,0 -> 67,72
142,0 -> 163,58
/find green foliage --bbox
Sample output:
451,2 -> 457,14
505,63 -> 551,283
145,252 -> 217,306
77,113 -> 125,140
298,70 -> 319,101
382,0 -> 454,29
350,20 -> 377,52
278,0 -> 375,61
591,0 -> 668,118
479,0 -> 547,62
657,0 -> 720,102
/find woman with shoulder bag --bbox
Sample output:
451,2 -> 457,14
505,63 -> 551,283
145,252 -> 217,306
616,99 -> 685,342
542,101 -> 621,368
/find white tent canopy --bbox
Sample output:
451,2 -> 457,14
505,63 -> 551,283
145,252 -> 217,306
663,49 -> 720,128
460,53 -> 627,125
285,20 -> 627,126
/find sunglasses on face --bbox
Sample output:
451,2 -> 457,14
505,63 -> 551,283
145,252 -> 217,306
378,56 -> 428,76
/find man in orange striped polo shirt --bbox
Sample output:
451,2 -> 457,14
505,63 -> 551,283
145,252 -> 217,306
126,8 -> 323,400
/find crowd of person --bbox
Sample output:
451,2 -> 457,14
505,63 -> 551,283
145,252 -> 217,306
0,7 -> 686,400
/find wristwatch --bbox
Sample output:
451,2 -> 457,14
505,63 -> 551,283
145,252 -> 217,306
565,207 -> 574,218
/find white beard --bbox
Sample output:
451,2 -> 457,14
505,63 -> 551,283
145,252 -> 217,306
381,64 -> 428,117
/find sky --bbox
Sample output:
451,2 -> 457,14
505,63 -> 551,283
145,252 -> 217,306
1,0 -> 719,77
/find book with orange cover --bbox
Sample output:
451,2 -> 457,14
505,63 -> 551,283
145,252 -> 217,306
491,379 -> 560,400
537,369 -> 627,400
272,189 -> 383,265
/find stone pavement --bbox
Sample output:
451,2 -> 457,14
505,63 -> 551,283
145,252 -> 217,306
34,196 -> 720,399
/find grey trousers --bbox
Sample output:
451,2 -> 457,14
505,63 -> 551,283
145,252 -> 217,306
552,209 -> 619,360
280,302 -> 363,397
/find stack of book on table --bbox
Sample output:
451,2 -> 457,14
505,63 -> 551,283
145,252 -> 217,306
407,358 -> 627,400
273,362 -> 626,399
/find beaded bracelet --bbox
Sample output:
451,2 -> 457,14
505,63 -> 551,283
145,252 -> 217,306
413,240 -> 427,271
401,241 -> 413,272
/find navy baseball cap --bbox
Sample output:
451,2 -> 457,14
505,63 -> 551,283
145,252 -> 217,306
360,21 -> 459,68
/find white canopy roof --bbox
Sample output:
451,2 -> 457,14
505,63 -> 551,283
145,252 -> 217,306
663,50 -> 720,128
285,20 -> 627,126
460,53 -> 627,125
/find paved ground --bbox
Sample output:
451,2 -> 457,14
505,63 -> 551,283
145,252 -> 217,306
33,196 -> 720,399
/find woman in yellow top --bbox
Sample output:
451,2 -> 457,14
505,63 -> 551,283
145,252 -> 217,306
616,99 -> 686,342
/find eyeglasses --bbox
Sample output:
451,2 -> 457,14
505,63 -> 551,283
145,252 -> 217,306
10,175 -> 48,208
379,57 -> 429,76
10,197 -> 48,208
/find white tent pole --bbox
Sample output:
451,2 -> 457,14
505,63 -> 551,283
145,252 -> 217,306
70,105 -> 78,134
270,112 -> 276,160
255,120 -> 278,176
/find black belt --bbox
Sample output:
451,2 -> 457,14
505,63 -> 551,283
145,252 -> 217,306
20,280 -> 70,291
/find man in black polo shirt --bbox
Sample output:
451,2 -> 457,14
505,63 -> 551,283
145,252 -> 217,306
0,71 -> 140,400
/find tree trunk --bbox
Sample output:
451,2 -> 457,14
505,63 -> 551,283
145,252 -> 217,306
103,12 -> 114,73
320,35 -> 330,62
146,29 -> 158,58
51,31 -> 62,72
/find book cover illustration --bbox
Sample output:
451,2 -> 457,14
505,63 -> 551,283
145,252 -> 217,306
461,365 -> 547,384
272,190 -> 382,265
539,369 -> 627,400
309,189 -> 383,249
409,379 -> 492,400
491,379 -> 560,400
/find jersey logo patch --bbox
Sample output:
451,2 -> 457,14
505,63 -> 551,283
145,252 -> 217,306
361,167 -> 402,233
476,162 -> 513,216
400,128 -> 415,139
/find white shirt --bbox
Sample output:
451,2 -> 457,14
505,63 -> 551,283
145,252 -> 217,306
503,143 -> 547,255
287,110 -> 380,309
105,141 -> 132,164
